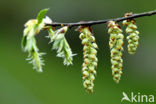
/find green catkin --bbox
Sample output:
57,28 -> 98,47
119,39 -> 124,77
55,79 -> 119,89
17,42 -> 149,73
26,37 -> 45,72
48,26 -> 75,65
123,13 -> 140,55
22,19 -> 45,72
107,21 -> 124,83
77,26 -> 98,93
22,9 -> 49,72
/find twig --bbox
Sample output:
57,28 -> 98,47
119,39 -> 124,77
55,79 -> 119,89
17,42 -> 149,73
45,10 -> 156,28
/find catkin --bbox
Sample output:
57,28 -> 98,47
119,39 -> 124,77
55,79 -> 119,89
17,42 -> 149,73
107,21 -> 124,83
78,26 -> 98,93
123,13 -> 140,55
48,26 -> 75,66
22,19 -> 45,72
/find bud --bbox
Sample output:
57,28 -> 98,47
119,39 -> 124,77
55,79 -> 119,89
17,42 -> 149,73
82,38 -> 89,45
90,48 -> 97,54
89,66 -> 95,72
83,71 -> 89,76
126,28 -> 134,33
79,33 -> 85,39
92,61 -> 98,67
92,43 -> 98,49
90,36 -> 95,42
84,58 -> 90,64
90,74 -> 95,80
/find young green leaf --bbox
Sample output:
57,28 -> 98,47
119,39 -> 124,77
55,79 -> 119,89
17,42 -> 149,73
21,35 -> 27,50
37,8 -> 49,24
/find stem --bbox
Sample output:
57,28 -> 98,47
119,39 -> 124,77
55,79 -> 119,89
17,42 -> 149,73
45,10 -> 156,28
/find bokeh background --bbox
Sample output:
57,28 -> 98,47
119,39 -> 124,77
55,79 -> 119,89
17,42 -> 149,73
0,0 -> 156,104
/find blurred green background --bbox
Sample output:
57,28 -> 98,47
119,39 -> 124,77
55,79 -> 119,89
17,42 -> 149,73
0,0 -> 156,104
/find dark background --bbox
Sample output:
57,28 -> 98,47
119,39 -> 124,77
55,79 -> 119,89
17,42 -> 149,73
0,0 -> 156,104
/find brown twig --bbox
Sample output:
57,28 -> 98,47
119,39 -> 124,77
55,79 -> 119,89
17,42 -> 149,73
45,10 -> 156,28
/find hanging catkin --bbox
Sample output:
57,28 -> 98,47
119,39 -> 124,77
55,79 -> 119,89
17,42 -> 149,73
123,13 -> 140,55
107,21 -> 124,83
77,26 -> 98,93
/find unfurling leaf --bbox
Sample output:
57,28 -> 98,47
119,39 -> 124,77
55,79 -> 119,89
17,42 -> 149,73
37,8 -> 49,24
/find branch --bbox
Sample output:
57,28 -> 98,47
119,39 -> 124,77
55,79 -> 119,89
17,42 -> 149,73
45,10 -> 156,28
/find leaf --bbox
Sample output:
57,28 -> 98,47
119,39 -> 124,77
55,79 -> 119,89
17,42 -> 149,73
37,8 -> 49,24
21,35 -> 27,50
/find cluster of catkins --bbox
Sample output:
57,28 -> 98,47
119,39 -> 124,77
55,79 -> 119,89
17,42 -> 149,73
77,26 -> 98,93
22,9 -> 75,73
22,9 -> 140,93
107,13 -> 140,83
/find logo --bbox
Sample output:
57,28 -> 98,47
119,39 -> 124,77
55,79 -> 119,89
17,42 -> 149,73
121,92 -> 155,103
